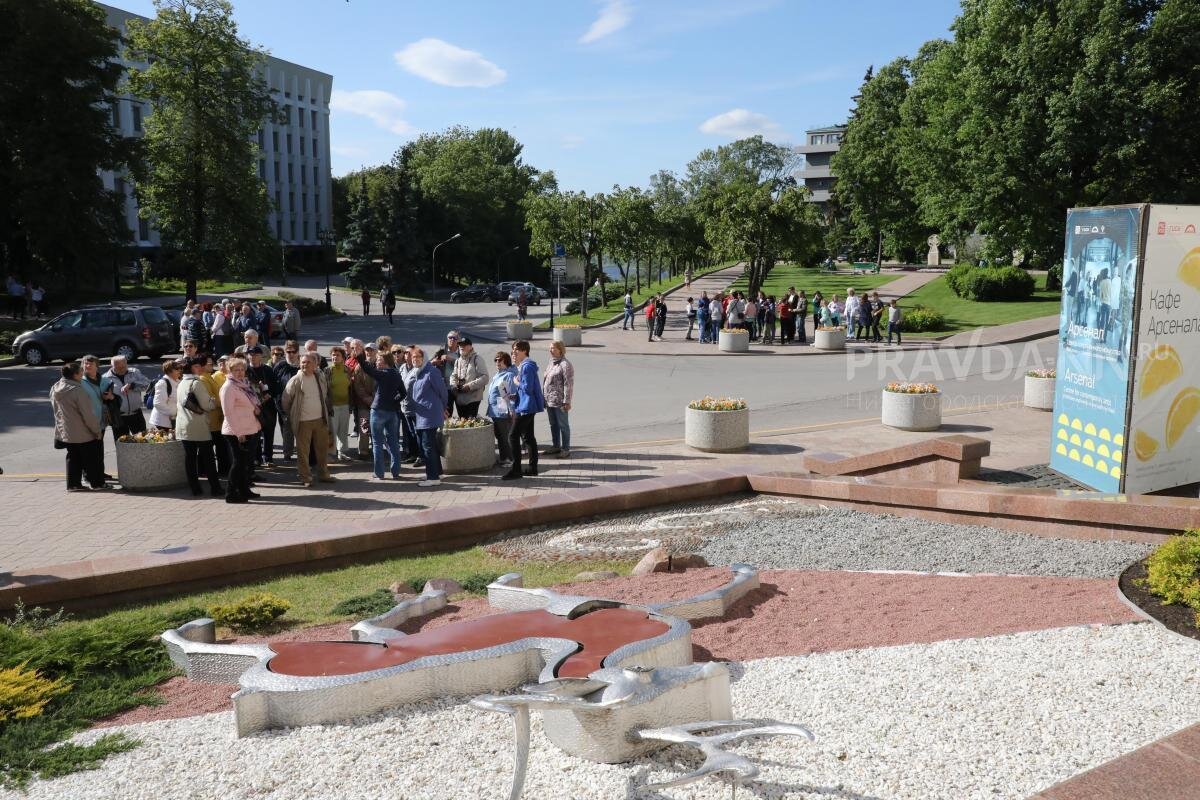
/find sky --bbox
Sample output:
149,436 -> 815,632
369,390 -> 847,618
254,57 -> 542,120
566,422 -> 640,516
110,0 -> 963,193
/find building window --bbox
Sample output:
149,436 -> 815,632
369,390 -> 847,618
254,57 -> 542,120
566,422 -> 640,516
132,104 -> 142,132
310,110 -> 317,129
303,220 -> 309,240
138,216 -> 150,241
111,100 -> 120,128
300,136 -> 305,156
298,94 -> 304,102
315,192 -> 320,214
312,165 -> 318,185
287,163 -> 294,183
284,91 -> 291,99
287,134 -> 292,154
258,160 -> 266,180
311,137 -> 318,156
302,193 -> 307,211
290,219 -> 295,239
272,130 -> 279,151
299,109 -> 304,128
274,161 -> 280,182
300,165 -> 306,185
257,129 -> 265,148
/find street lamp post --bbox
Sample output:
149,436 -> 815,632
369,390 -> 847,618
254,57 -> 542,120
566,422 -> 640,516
317,227 -> 335,310
431,233 -> 462,293
495,245 -> 519,285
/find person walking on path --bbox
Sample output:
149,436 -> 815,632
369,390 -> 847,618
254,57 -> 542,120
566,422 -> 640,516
282,353 -> 335,487
103,355 -> 151,439
352,343 -> 405,481
360,287 -> 371,316
407,347 -> 448,487
486,351 -> 517,469
645,299 -> 656,341
219,357 -> 262,504
280,301 -> 301,341
856,292 -> 873,342
176,356 -> 223,497
50,362 -> 105,492
653,295 -> 667,340
869,292 -> 885,343
450,337 -> 488,418
887,300 -> 904,345
542,341 -> 574,459
381,285 -> 396,325
501,339 -> 544,481
516,289 -> 529,321
326,346 -> 354,461
622,290 -> 635,330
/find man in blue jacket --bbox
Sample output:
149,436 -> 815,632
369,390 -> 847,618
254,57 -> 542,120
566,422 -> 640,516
501,339 -> 545,481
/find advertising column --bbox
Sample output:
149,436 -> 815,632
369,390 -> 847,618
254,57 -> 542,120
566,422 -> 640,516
1049,206 -> 1143,492
1124,205 -> 1200,494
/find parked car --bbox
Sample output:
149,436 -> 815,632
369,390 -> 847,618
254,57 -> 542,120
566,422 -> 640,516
13,302 -> 176,366
507,284 -> 548,305
449,284 -> 500,303
164,308 -> 183,349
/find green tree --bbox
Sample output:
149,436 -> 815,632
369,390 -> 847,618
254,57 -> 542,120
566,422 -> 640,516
381,145 -> 423,290
0,0 -> 134,285
341,174 -> 382,289
124,0 -> 278,299
602,185 -> 655,293
524,190 -> 605,317
834,58 -> 928,265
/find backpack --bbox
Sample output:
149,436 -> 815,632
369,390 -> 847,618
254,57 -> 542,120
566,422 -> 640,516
143,376 -> 172,410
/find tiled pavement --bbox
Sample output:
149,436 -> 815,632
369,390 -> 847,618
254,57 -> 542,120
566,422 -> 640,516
0,404 -> 1050,572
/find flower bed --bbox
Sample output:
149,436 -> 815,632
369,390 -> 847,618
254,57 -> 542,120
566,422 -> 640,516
439,417 -> 495,473
718,328 -> 749,353
505,320 -> 533,340
685,397 -> 749,452
115,437 -> 188,491
553,325 -> 582,347
1024,369 -> 1056,410
882,383 -> 942,431
814,327 -> 845,351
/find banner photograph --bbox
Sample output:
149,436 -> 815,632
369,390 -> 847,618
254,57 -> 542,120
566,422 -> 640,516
1050,206 -> 1143,492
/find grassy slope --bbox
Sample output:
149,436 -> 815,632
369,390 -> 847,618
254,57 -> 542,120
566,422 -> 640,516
727,263 -> 900,299
901,272 -> 1061,336
538,260 -> 739,329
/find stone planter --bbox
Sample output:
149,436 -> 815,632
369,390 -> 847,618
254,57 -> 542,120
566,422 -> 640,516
881,390 -> 942,432
1024,376 -> 1055,410
553,327 -> 582,347
718,329 -> 749,353
115,439 -> 188,491
506,321 -> 533,340
438,421 -> 496,474
814,328 -> 846,351
685,406 -> 750,452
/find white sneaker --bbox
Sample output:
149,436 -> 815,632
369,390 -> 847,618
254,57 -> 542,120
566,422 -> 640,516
417,479 -> 441,488
369,475 -> 386,482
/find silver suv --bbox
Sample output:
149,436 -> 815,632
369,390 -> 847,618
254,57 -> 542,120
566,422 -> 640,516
12,303 -> 176,366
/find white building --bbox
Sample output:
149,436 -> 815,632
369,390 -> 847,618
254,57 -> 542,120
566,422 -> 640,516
98,3 -> 334,265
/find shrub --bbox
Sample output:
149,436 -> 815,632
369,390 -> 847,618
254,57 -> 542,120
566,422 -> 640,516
945,264 -> 1036,301
2,600 -> 69,632
207,593 -> 291,632
1046,262 -> 1063,291
1026,368 -> 1056,379
405,576 -> 429,594
330,589 -> 397,619
0,664 -> 71,722
565,286 -> 611,315
460,573 -> 502,594
443,417 -> 491,430
902,306 -> 946,333
276,291 -> 333,317
1145,529 -> 1200,609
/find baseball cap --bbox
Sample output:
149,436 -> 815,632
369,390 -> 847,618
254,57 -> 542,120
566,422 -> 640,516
364,342 -> 377,351
458,336 -> 472,346
245,345 -> 263,355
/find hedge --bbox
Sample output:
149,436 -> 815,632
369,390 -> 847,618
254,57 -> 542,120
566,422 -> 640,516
902,306 -> 946,333
945,264 -> 1036,301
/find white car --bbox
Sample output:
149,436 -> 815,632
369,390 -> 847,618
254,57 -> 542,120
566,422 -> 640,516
507,285 -> 547,305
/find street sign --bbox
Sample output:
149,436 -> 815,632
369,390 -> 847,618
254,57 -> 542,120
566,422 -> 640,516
550,265 -> 566,276
550,256 -> 567,270
553,243 -> 566,258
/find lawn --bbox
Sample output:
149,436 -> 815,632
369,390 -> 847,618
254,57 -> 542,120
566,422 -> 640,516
119,278 -> 261,298
901,272 -> 1061,337
537,260 -> 740,329
727,263 -> 901,300
0,547 -> 634,788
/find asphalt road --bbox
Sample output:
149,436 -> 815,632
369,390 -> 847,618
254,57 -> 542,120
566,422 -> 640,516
0,292 -> 1056,475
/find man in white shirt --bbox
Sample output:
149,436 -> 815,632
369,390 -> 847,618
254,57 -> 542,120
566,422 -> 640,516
844,289 -> 860,340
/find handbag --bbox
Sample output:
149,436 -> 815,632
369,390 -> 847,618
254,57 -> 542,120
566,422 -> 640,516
54,437 -> 67,450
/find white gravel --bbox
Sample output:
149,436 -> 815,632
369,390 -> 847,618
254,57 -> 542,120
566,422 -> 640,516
13,622 -> 1200,800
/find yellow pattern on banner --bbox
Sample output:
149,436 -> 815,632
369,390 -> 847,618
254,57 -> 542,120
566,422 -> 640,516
1056,417 -> 1126,480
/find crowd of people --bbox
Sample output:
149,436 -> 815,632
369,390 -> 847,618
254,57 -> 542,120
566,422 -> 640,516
47,322 -> 576,501
622,286 -> 905,345
6,274 -> 48,319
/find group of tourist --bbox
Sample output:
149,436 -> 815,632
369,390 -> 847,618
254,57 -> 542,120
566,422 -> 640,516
48,322 -> 577,500
178,297 -> 301,356
6,274 -> 47,319
622,285 -> 906,345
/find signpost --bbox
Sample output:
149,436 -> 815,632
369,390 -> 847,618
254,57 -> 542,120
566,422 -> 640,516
1050,204 -> 1200,494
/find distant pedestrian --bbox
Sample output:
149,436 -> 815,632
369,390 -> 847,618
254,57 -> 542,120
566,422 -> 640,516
685,297 -> 697,341
622,290 -> 635,330
653,295 -> 667,340
685,266 -> 693,289
361,287 -> 371,316
698,292 -> 711,343
281,301 -> 301,340
31,283 -> 46,317
516,289 -> 529,321
645,299 -> 656,341
542,341 -> 574,459
381,285 -> 396,325
50,361 -> 105,492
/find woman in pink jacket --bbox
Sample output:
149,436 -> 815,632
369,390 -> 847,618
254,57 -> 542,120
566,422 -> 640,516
542,341 -> 575,459
219,357 -> 262,504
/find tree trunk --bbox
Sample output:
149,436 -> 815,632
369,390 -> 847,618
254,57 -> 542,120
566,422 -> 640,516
635,257 -> 641,293
580,255 -> 590,318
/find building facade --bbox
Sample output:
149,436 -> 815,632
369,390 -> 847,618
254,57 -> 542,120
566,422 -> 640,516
98,3 -> 334,266
796,125 -> 846,207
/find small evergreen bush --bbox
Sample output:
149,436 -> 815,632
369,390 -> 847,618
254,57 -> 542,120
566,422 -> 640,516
0,664 -> 71,721
207,593 -> 291,632
330,589 -> 397,618
460,573 -> 502,594
901,306 -> 946,333
1145,530 -> 1200,624
945,264 -> 1036,301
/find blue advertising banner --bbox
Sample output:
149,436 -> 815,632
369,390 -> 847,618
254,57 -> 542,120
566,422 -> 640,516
1050,206 -> 1144,492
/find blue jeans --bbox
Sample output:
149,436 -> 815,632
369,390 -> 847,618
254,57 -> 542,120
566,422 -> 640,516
547,406 -> 571,450
369,408 -> 402,478
623,307 -> 635,329
417,427 -> 441,480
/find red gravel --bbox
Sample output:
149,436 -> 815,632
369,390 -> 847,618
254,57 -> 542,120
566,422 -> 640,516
96,568 -> 1139,728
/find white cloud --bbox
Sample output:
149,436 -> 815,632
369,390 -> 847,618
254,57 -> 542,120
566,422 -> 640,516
699,108 -> 786,140
329,89 -> 414,135
394,38 -> 506,88
580,0 -> 632,44
560,134 -> 585,149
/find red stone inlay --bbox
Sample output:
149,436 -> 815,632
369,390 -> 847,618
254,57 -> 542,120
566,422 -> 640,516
266,607 -> 670,679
